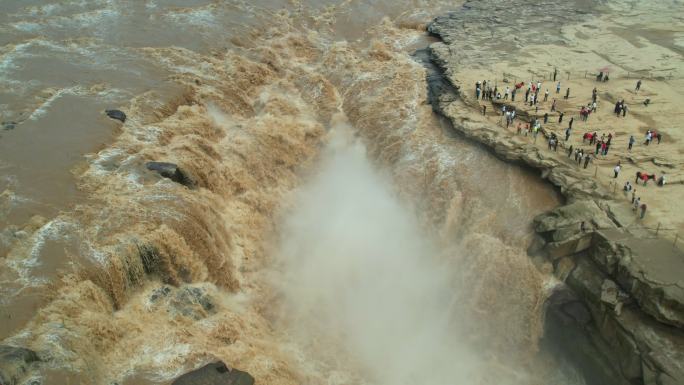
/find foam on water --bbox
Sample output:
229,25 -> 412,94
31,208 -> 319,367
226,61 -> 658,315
0,0 -> 582,383
163,6 -> 218,27
26,86 -> 83,120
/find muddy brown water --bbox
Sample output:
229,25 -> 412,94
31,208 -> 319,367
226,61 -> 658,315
0,1 -> 580,384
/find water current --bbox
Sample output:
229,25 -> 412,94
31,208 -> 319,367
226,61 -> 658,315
0,1 -> 581,384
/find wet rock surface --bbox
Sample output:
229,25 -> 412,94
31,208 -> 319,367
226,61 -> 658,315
145,162 -> 195,187
0,345 -> 40,385
425,3 -> 684,384
171,362 -> 254,385
105,109 -> 127,123
148,285 -> 217,320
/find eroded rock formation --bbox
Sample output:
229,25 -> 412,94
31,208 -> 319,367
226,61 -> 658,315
424,3 -> 684,383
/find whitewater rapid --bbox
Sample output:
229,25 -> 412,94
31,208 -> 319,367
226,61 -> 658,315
0,1 -> 584,384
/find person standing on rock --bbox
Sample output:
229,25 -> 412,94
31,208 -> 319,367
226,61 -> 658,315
544,112 -> 549,124
556,81 -> 561,94
565,87 -> 570,99
565,127 -> 571,141
512,87 -> 517,101
640,203 -> 647,219
482,105 -> 487,115
628,135 -> 635,150
558,111 -> 564,123
544,89 -> 549,102
613,163 -> 621,178
584,153 -> 592,168
633,197 -> 640,211
631,189 -> 637,203
551,99 -> 557,112
554,67 -> 558,81
504,86 -> 510,100
577,149 -> 584,165
568,117 -> 574,130
525,87 -> 530,103
476,87 -> 481,99
595,140 -> 601,155
635,79 -> 642,93
568,144 -> 574,158
622,103 -> 628,117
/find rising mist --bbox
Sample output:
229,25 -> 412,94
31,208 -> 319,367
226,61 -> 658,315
272,118 -> 522,385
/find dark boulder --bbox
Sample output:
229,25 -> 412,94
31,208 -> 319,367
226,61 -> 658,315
145,162 -> 194,187
105,109 -> 126,123
0,345 -> 40,385
172,362 -> 254,385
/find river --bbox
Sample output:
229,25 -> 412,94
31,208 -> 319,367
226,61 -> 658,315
0,1 -> 579,384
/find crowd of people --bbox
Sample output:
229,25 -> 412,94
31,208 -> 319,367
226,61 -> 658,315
474,75 -> 665,221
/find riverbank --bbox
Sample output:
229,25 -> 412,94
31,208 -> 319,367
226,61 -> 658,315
424,2 -> 684,384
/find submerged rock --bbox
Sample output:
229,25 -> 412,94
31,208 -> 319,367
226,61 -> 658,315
171,362 -> 254,385
170,286 -> 216,320
2,121 -> 17,130
105,109 -> 126,123
0,345 -> 40,385
146,284 -> 217,320
145,162 -> 194,187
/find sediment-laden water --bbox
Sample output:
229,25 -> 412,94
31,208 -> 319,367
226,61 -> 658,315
1,1 -> 583,384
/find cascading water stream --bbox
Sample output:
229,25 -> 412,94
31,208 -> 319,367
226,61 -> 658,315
0,1 -> 585,384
